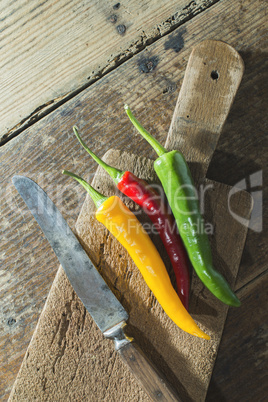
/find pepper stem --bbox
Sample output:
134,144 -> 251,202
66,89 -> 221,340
124,105 -> 167,157
62,170 -> 107,209
73,126 -> 125,185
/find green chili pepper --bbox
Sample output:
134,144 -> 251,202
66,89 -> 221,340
124,104 -> 240,307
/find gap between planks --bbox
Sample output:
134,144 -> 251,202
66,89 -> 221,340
0,0 -> 221,146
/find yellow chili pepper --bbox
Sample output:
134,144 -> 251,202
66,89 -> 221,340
63,169 -> 210,340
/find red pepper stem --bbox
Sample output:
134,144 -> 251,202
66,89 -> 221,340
62,170 -> 107,209
124,105 -> 167,157
73,126 -> 125,185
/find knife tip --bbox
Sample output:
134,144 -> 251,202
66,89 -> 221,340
12,175 -> 32,191
12,175 -> 22,185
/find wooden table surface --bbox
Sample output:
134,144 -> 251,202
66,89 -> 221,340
0,0 -> 267,401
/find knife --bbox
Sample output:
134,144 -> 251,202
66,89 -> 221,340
12,175 -> 180,402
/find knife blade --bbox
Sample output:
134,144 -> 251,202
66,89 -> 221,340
13,175 -> 180,402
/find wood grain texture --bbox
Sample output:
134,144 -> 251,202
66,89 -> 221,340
0,0 -> 218,142
207,271 -> 268,401
7,266 -> 151,402
8,150 -> 251,402
166,40 -> 244,182
0,0 -> 267,399
118,342 -> 180,401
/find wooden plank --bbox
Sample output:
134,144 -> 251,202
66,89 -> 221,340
8,151 -> 252,402
207,270 -> 268,401
0,0 -> 218,142
0,0 -> 266,399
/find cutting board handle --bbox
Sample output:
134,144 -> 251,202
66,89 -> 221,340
166,40 -> 244,182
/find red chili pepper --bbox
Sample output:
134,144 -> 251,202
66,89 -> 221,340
73,127 -> 191,310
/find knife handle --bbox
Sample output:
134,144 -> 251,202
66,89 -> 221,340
104,322 -> 180,402
118,341 -> 180,402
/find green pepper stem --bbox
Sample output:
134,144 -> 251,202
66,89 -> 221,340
124,104 -> 167,157
62,170 -> 107,209
73,127 -> 124,185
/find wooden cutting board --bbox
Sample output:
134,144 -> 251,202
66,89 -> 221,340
9,41 -> 252,401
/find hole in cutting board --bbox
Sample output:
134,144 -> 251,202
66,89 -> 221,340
211,70 -> 219,80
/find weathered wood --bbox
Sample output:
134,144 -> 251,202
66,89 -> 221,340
0,0 -> 218,142
0,0 -> 267,399
166,40 -> 244,182
118,342 -> 180,401
207,270 -> 268,401
3,35 -> 249,399
8,151 -> 252,402
207,44 -> 268,288
7,266 -> 150,402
